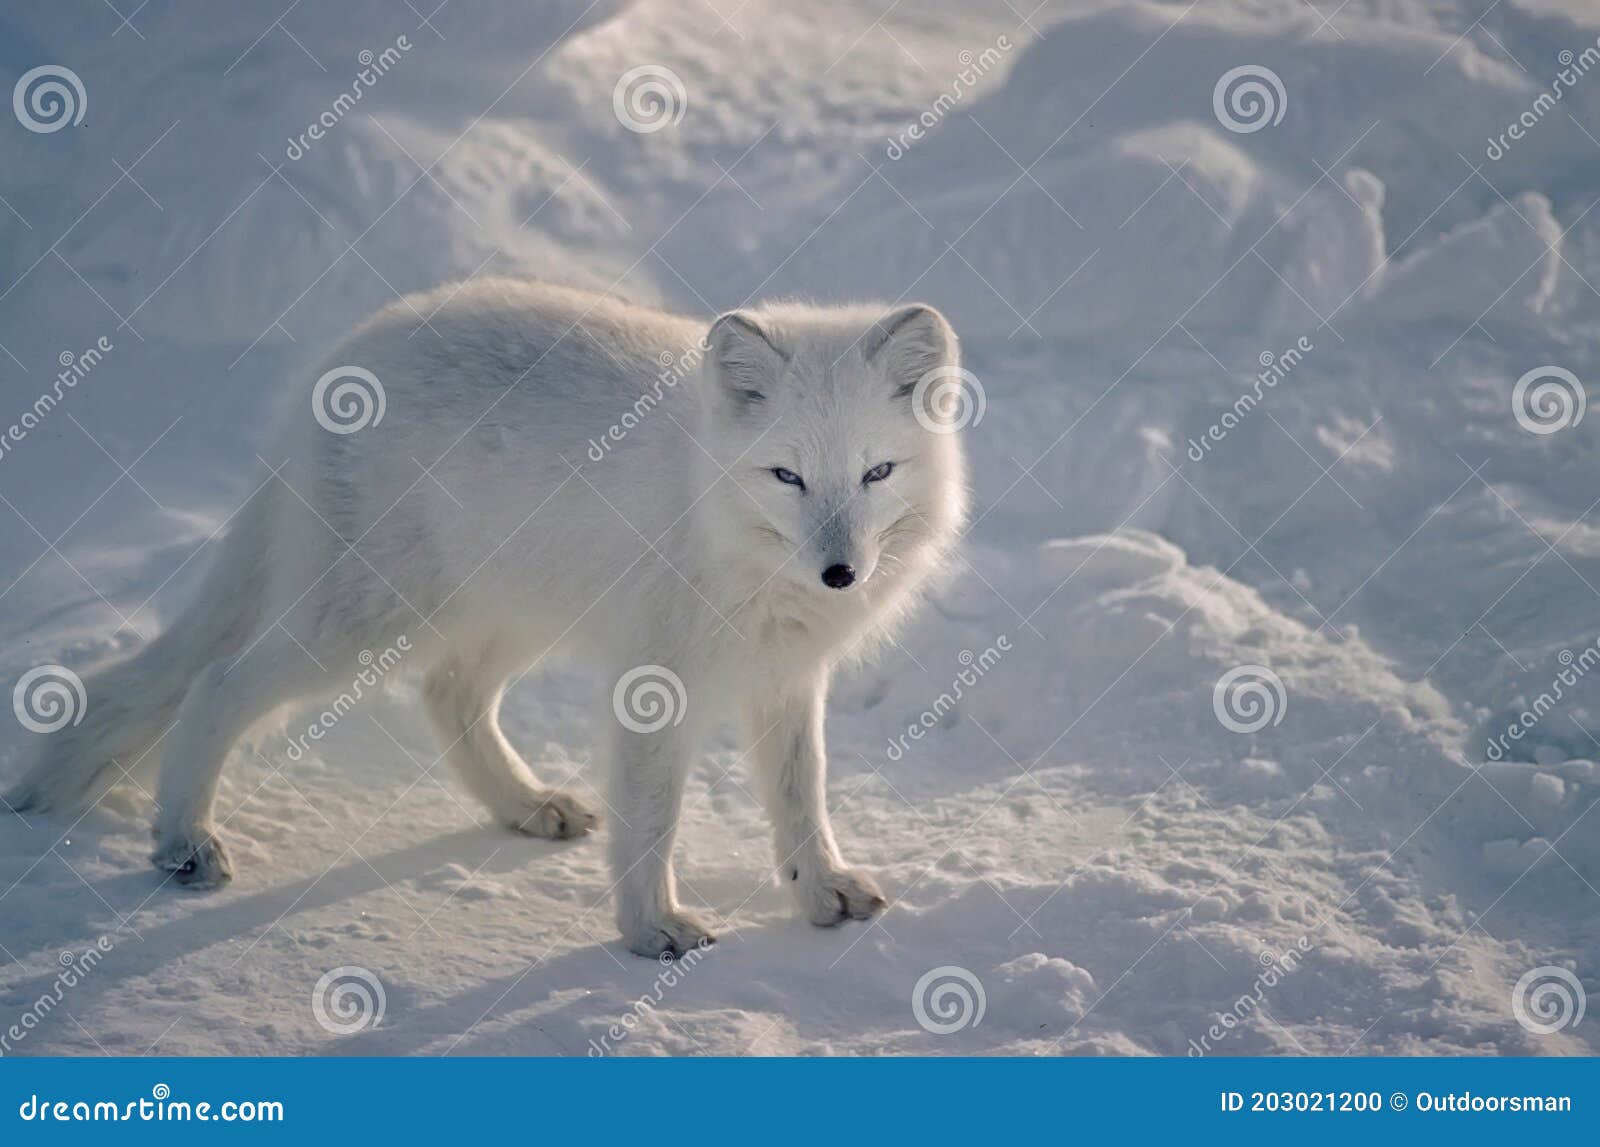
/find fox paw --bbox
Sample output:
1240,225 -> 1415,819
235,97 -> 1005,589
797,865 -> 886,926
151,831 -> 233,889
623,910 -> 717,960
505,790 -> 598,840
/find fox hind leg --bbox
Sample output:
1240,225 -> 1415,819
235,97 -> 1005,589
421,653 -> 598,840
150,643 -> 334,887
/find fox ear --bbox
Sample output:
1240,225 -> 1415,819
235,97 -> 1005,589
864,304 -> 957,397
704,311 -> 786,410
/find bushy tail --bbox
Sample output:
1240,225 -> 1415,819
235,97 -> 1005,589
6,493 -> 272,815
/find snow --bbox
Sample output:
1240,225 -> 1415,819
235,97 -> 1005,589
2,0 -> 1599,1056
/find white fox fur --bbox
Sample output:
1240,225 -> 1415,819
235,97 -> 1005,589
7,279 -> 968,957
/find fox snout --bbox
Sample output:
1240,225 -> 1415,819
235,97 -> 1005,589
811,502 -> 879,591
821,563 -> 856,589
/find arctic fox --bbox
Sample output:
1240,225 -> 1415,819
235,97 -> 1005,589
8,279 -> 968,957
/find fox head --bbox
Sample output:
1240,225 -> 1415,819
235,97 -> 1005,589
698,301 -> 969,612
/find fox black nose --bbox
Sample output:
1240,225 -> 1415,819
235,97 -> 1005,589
821,563 -> 856,589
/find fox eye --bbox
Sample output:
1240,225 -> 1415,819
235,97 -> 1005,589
862,461 -> 894,484
771,467 -> 806,490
